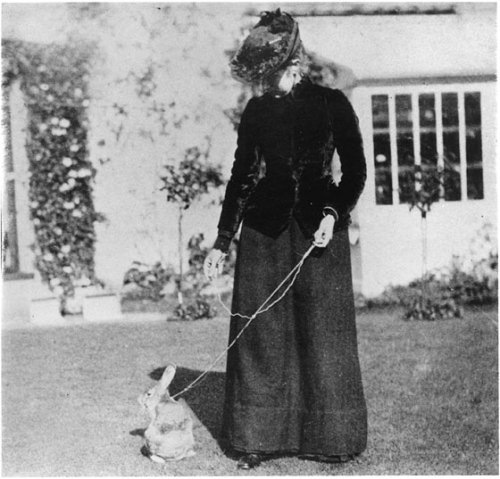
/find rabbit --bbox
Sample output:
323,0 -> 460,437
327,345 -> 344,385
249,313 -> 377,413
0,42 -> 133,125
138,364 -> 195,463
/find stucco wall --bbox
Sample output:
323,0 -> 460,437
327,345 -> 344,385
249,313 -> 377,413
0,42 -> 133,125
299,5 -> 496,81
83,4 -> 246,289
3,3 -> 497,296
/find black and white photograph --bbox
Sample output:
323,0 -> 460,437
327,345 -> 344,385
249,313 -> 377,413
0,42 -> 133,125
1,1 -> 497,475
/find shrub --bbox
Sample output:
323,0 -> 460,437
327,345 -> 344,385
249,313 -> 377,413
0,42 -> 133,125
363,224 -> 498,320
170,295 -> 217,321
122,232 -> 239,320
123,261 -> 175,301
399,276 -> 464,321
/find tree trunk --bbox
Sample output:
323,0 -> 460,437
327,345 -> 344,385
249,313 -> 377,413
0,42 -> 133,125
177,207 -> 184,305
421,211 -> 428,303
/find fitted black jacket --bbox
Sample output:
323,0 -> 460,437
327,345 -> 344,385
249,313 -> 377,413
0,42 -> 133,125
215,78 -> 366,252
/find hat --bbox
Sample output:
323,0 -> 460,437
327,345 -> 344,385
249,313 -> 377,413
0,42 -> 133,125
230,9 -> 302,84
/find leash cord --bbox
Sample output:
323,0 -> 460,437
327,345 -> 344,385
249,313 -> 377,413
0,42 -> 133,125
171,243 -> 316,399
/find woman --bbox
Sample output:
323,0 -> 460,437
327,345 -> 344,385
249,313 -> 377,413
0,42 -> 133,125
204,10 -> 367,470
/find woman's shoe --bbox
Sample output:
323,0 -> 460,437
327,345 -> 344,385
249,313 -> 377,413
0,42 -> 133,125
237,453 -> 262,470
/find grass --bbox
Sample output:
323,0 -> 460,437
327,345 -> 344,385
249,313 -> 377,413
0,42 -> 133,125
2,305 -> 498,475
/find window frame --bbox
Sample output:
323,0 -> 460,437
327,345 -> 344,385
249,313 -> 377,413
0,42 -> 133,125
365,83 -> 486,205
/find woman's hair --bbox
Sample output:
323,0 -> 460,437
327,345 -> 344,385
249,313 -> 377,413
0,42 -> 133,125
287,42 -> 310,78
257,43 -> 310,95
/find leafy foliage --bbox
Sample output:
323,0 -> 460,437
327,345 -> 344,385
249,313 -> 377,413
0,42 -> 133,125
160,146 -> 224,210
170,295 -> 217,321
370,258 -> 497,320
3,39 -> 101,299
400,163 -> 443,218
123,261 -> 175,301
399,276 -> 464,321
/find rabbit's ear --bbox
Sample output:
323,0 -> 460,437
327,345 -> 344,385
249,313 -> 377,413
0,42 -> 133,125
159,363 -> 176,390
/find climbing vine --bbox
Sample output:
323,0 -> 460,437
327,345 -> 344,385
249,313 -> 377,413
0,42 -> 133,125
2,39 -> 102,300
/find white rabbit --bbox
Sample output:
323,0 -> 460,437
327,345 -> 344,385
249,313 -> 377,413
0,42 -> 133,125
138,364 -> 195,463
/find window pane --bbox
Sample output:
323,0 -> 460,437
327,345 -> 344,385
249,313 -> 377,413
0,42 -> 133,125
396,95 -> 414,203
442,92 -> 459,127
442,93 -> 461,201
372,95 -> 392,205
373,133 -> 392,204
372,95 -> 389,129
419,93 -> 437,166
419,93 -> 439,202
465,92 -> 483,199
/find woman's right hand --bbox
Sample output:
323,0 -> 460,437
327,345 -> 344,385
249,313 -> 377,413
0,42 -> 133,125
203,249 -> 227,281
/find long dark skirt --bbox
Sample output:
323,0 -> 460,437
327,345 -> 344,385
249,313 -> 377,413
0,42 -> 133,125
221,220 -> 367,456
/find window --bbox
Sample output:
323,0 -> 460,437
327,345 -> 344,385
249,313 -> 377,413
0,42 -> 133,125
371,90 -> 484,205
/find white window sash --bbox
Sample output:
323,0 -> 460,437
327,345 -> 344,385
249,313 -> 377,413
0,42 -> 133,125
388,94 -> 399,204
435,92 -> 444,200
457,92 -> 467,201
411,93 -> 421,194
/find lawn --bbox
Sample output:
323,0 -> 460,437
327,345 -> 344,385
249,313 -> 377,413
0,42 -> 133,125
2,305 -> 498,476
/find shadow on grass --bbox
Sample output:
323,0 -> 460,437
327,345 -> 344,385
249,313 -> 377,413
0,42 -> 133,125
147,366 -> 226,445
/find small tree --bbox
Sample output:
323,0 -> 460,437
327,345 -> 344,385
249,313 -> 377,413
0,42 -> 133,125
160,146 -> 224,305
400,159 -> 463,319
401,162 -> 443,281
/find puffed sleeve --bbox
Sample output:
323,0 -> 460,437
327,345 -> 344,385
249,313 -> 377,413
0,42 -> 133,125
324,89 -> 367,220
214,98 -> 261,252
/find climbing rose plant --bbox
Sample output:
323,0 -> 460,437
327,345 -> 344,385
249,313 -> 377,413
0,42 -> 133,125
3,39 -> 102,300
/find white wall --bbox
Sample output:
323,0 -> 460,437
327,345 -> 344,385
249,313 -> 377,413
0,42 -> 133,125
299,5 -> 496,81
85,4 -> 246,289
352,81 -> 496,297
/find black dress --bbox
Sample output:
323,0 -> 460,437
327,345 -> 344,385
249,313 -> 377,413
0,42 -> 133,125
215,78 -> 367,456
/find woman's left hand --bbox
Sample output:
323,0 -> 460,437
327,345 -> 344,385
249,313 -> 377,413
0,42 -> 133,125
313,215 -> 335,248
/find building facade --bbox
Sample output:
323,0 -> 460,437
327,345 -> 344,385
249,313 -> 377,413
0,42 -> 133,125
300,3 -> 497,295
2,3 -> 496,317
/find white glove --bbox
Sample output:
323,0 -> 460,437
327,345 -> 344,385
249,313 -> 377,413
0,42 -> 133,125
313,215 -> 335,248
203,249 -> 227,281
